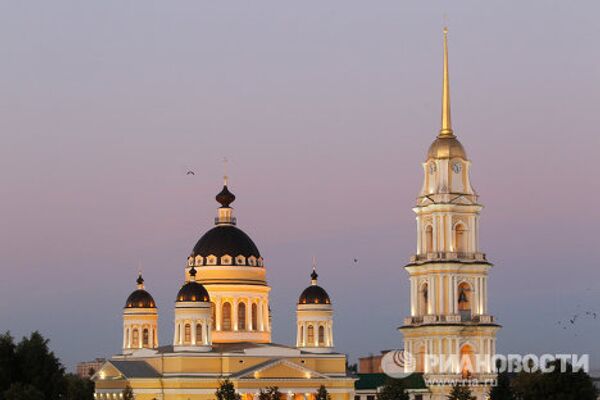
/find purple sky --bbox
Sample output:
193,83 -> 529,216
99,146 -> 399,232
1,1 -> 599,371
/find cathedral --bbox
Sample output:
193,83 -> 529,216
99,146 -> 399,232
93,28 -> 499,400
92,179 -> 355,400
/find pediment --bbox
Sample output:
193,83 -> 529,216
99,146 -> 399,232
236,359 -> 328,380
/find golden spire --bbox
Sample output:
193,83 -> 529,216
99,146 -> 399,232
223,157 -> 229,186
439,26 -> 454,138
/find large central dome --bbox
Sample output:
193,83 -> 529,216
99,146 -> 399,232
187,182 -> 264,268
192,225 -> 261,259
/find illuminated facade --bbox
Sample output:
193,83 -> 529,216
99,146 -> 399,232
93,180 -> 354,400
399,28 -> 500,400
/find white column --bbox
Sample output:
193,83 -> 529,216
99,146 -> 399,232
264,301 -> 269,331
191,323 -> 197,345
483,277 -> 488,314
206,321 -> 211,345
179,322 -> 184,345
258,299 -> 264,331
247,300 -> 252,331
446,213 -> 452,252
416,217 -> 422,255
215,297 -> 222,331
233,299 -> 239,331
429,276 -> 436,315
302,322 -> 307,346
432,217 -> 438,252
410,278 -> 417,316
123,326 -> 127,349
149,326 -> 154,348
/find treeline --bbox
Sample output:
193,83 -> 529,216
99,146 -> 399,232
0,332 -> 93,400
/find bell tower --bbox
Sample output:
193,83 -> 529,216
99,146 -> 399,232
400,27 -> 500,400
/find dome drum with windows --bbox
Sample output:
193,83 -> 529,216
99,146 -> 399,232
296,266 -> 334,353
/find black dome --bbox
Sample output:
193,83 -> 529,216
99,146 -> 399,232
299,285 -> 331,305
192,225 -> 261,259
125,289 -> 156,308
177,281 -> 210,302
216,185 -> 236,207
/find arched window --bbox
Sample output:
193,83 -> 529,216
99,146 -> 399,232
425,225 -> 433,253
251,303 -> 258,331
318,326 -> 325,346
454,223 -> 467,253
416,344 -> 426,373
300,325 -> 304,345
458,282 -> 472,320
460,344 -> 475,377
132,329 -> 139,347
184,324 -> 191,344
142,328 -> 149,347
222,302 -> 232,331
238,302 -> 246,330
307,325 -> 315,346
196,323 -> 202,344
420,283 -> 429,316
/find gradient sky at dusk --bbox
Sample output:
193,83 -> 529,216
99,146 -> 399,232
1,1 -> 599,371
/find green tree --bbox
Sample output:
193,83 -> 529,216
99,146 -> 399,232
377,378 -> 408,400
447,384 -> 476,400
64,374 -> 94,400
122,384 -> 134,400
3,383 -> 45,400
258,386 -> 282,400
315,385 -> 331,400
216,379 -> 240,400
14,331 -> 65,399
0,333 -> 17,399
512,362 -> 597,400
489,372 -> 514,400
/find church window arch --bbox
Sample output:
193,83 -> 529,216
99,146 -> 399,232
184,324 -> 191,344
196,323 -> 202,343
222,302 -> 232,331
142,328 -> 149,347
425,225 -> 434,254
132,329 -> 139,347
457,282 -> 472,320
251,303 -> 258,330
419,282 -> 429,316
238,302 -> 246,330
307,325 -> 315,346
454,222 -> 468,253
318,325 -> 325,346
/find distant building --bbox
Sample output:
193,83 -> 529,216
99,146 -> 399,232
358,351 -> 391,374
76,358 -> 106,378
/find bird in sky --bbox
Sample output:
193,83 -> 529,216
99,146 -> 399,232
186,170 -> 195,176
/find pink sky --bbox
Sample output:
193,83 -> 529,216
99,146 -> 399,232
0,1 -> 599,371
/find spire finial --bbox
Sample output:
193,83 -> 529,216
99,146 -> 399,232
439,26 -> 454,138
223,157 -> 228,186
189,266 -> 197,281
136,271 -> 144,289
310,257 -> 318,285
